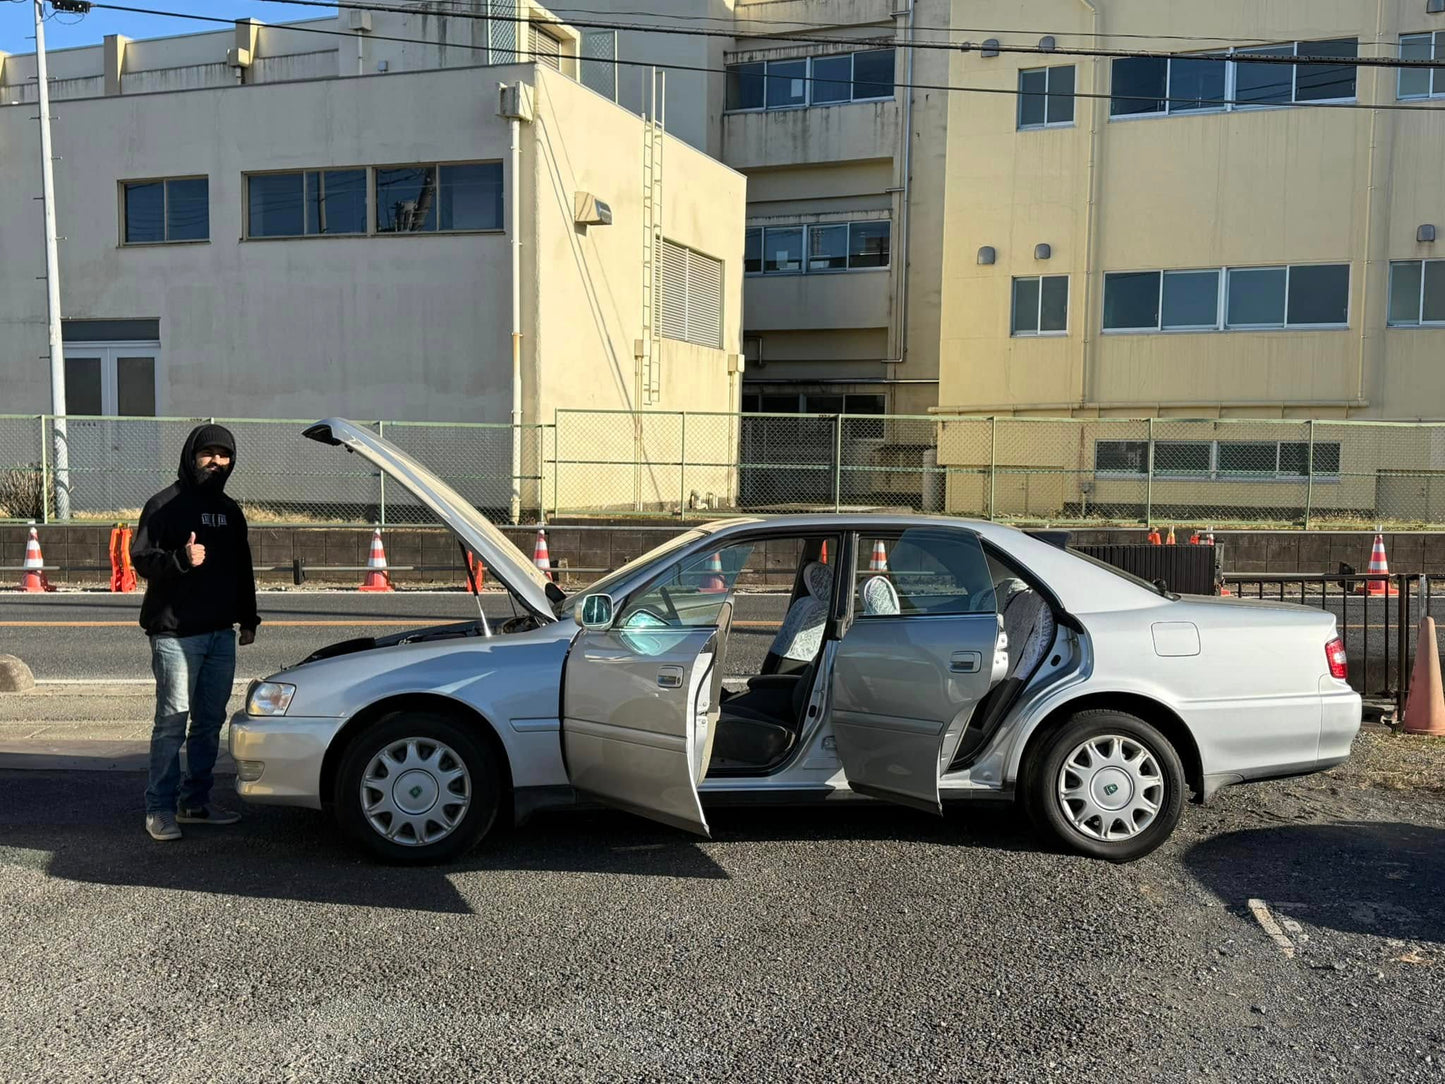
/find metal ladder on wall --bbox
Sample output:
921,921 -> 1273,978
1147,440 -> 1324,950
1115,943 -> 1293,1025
638,69 -> 666,407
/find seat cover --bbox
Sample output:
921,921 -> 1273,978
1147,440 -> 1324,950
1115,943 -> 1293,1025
768,561 -> 832,663
859,575 -> 900,616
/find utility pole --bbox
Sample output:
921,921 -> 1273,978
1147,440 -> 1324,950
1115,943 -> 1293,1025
33,0 -> 76,518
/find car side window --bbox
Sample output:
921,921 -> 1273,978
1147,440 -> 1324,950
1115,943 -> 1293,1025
618,542 -> 755,629
855,528 -> 997,617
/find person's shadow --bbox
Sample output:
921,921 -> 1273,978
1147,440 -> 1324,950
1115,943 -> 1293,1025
0,768 -> 1037,915
1183,821 -> 1445,943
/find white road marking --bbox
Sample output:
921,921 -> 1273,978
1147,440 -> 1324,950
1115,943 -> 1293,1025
1248,898 -> 1297,959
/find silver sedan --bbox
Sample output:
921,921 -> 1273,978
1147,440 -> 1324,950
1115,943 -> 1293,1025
230,419 -> 1361,864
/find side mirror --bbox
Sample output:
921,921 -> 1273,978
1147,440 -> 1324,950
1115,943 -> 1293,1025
576,593 -> 615,630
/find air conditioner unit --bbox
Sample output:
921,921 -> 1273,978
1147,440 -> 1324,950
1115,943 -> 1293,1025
574,192 -> 613,226
498,82 -> 535,121
348,9 -> 372,32
226,47 -> 252,69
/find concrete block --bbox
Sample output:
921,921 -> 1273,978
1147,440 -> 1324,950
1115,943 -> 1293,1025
0,656 -> 35,693
1266,535 -> 1300,574
1422,535 -> 1445,574
1231,536 -> 1269,574
1385,534 -> 1423,576
1297,534 -> 1331,573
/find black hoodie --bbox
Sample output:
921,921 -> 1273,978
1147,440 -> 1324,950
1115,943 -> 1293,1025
130,425 -> 260,638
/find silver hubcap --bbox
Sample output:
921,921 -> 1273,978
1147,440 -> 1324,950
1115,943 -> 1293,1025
1057,734 -> 1164,842
360,738 -> 471,847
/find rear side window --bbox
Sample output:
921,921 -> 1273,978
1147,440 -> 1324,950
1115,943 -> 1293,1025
855,528 -> 997,617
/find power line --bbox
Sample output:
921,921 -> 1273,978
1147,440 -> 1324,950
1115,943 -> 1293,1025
236,0 -> 1441,70
77,2 -> 1445,114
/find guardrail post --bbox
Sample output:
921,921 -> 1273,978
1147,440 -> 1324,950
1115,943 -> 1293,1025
1145,416 -> 1154,528
39,415 -> 51,525
988,417 -> 997,521
1304,419 -> 1315,529
377,420 -> 387,529
833,414 -> 843,513
1398,573 -> 1411,708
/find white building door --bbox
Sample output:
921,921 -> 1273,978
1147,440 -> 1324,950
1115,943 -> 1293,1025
62,342 -> 162,515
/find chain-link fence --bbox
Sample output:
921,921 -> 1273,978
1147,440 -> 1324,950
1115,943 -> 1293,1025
9,411 -> 1445,528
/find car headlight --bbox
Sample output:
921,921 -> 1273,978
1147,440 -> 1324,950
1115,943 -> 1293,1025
246,681 -> 297,717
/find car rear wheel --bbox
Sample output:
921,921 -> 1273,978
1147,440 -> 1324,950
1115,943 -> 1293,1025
334,710 -> 501,864
1028,710 -> 1184,862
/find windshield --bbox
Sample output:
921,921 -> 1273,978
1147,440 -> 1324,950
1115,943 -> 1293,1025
574,529 -> 708,603
1066,547 -> 1174,597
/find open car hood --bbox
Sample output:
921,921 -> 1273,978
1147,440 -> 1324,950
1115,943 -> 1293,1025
303,418 -> 558,622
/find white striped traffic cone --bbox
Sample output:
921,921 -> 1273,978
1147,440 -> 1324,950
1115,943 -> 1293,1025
533,529 -> 554,582
869,539 -> 889,572
359,528 -> 393,592
1356,532 -> 1398,596
700,552 -> 725,593
20,527 -> 51,593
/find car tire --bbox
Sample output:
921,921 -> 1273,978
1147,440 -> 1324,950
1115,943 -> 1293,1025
334,710 -> 502,865
1027,710 -> 1185,863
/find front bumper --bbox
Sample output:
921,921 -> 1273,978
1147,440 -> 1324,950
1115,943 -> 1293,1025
227,711 -> 346,810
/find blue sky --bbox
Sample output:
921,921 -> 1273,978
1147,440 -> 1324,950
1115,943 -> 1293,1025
0,2 -> 336,55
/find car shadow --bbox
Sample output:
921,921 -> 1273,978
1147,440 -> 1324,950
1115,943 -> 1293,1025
0,770 -> 1040,915
1183,821 -> 1445,943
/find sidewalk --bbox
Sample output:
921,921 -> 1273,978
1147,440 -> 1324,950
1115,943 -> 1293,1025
0,683 -> 241,771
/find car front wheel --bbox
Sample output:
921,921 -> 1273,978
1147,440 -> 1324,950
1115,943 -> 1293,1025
1028,710 -> 1185,862
334,710 -> 501,864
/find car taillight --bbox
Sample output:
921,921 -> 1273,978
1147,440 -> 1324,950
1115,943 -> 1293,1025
1326,637 -> 1348,680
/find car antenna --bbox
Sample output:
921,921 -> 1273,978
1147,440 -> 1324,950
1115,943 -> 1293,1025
459,540 -> 491,636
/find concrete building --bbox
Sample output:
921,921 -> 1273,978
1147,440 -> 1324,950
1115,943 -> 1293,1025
0,3 -> 745,513
579,0 -> 1445,426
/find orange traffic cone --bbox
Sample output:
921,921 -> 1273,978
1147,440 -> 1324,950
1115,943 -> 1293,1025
20,527 -> 52,592
869,539 -> 889,572
1403,617 -> 1445,735
464,550 -> 486,593
359,528 -> 393,592
700,552 -> 726,593
533,529 -> 554,582
1146,527 -> 1161,545
1188,530 -> 1200,545
819,540 -> 829,564
1355,533 -> 1399,596
1165,526 -> 1176,545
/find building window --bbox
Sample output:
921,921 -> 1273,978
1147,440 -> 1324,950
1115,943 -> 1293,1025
1011,275 -> 1069,335
1399,32 -> 1445,99
246,170 -> 367,238
376,163 -> 503,233
748,221 -> 890,275
1109,39 -> 1357,118
122,177 -> 208,244
529,23 -> 563,70
1018,65 -> 1075,128
659,240 -> 724,349
725,48 -> 895,112
1102,265 -> 1349,331
1095,438 -> 1341,479
1388,260 -> 1445,326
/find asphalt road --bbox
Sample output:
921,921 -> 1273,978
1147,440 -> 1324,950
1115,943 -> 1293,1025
0,592 -> 791,683
0,767 -> 1440,1082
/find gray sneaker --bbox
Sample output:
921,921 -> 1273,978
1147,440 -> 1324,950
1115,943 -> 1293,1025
145,812 -> 182,841
177,803 -> 241,826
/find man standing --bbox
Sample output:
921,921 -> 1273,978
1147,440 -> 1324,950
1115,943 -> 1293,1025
131,424 -> 259,842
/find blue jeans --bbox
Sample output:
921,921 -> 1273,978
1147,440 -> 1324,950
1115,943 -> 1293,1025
146,630 -> 236,814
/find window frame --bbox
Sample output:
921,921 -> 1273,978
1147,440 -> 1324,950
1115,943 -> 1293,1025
1388,258 -> 1445,327
746,220 -> 891,276
1101,264 -> 1350,333
1397,31 -> 1445,100
1108,38 -> 1358,121
658,239 -> 725,349
243,167 -> 370,240
724,48 -> 897,113
1017,64 -> 1076,130
1094,437 -> 1342,482
1010,274 -> 1070,336
119,175 -> 210,246
372,161 -> 506,236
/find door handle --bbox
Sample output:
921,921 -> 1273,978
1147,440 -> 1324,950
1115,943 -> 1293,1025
657,666 -> 684,689
949,651 -> 981,674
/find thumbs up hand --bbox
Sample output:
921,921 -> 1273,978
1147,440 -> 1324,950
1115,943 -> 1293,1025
185,531 -> 207,569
